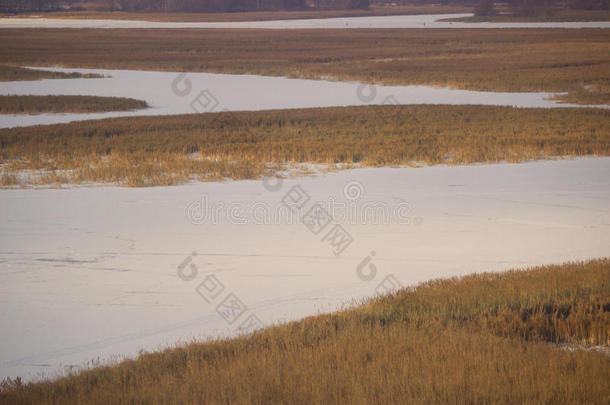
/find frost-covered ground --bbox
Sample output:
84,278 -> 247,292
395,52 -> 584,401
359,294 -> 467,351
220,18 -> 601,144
1,13 -> 609,29
1,67 -> 604,128
1,157 -> 609,381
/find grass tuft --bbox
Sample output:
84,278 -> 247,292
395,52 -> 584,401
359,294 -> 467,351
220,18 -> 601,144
0,258 -> 608,404
1,28 -> 608,104
0,95 -> 147,114
0,65 -> 103,82
1,104 -> 608,187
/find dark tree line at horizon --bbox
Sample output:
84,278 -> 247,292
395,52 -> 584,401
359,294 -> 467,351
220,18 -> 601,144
0,0 -> 372,11
1,0 -> 63,11
111,0 -> 378,11
0,0 -> 607,13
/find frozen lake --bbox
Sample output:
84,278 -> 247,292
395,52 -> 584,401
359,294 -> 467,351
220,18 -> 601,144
1,13 -> 609,29
0,67 -> 602,128
1,157 -> 610,381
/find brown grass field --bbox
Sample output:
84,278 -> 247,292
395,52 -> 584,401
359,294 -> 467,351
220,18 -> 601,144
1,5 -> 472,22
0,28 -> 608,104
0,95 -> 147,114
0,258 -> 608,404
0,65 -> 103,82
1,105 -> 608,187
551,88 -> 610,105
440,9 -> 610,22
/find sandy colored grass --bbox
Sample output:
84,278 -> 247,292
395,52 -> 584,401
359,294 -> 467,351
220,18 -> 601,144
1,5 -> 472,22
440,9 -> 610,22
1,28 -> 608,105
1,105 -> 608,187
0,65 -> 103,82
552,87 -> 610,105
0,258 -> 608,404
0,95 -> 147,114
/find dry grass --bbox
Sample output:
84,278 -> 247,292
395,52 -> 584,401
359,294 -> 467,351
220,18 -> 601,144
440,9 -> 610,22
2,5 -> 472,22
0,28 -> 608,104
0,258 -> 608,404
1,105 -> 608,187
0,95 -> 147,114
552,87 -> 610,105
0,65 -> 103,82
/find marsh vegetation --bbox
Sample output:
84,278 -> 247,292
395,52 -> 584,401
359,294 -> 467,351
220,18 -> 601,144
442,8 -> 610,22
1,28 -> 608,105
0,95 -> 147,114
3,5 -> 472,21
0,65 -> 103,82
1,258 -> 608,404
1,105 -> 608,187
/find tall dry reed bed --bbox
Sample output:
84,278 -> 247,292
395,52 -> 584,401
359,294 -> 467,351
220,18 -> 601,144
8,5 -> 472,22
0,95 -> 147,114
1,258 -> 608,404
1,105 -> 608,187
1,28 -> 608,104
0,65 -> 102,82
440,9 -> 610,22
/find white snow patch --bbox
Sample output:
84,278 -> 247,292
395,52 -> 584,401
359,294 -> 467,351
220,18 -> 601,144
1,157 -> 609,381
0,13 -> 609,29
1,67 -> 605,129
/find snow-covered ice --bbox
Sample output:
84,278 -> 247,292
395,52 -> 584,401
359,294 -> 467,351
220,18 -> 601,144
1,67 -> 603,129
1,13 -> 609,29
1,157 -> 609,380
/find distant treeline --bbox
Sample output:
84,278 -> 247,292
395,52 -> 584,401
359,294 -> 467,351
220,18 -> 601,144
0,0 -> 607,13
0,0 -> 65,12
0,0 -> 373,12
102,0 -> 366,12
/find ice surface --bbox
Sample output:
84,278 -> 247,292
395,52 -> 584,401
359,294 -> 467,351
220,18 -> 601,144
0,67 -> 602,129
1,158 -> 609,380
0,13 -> 609,29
